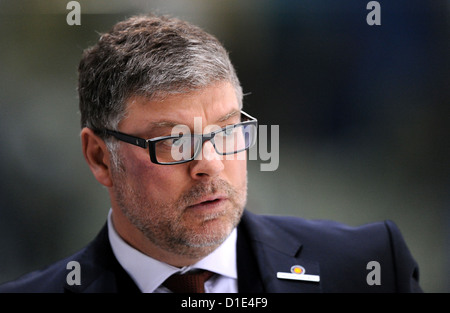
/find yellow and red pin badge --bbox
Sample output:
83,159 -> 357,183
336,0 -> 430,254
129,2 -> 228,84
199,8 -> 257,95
277,265 -> 320,283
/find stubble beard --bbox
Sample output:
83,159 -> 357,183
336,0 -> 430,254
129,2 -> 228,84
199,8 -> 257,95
110,160 -> 246,260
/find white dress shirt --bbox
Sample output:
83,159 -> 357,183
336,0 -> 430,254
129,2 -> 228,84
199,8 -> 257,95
107,209 -> 238,293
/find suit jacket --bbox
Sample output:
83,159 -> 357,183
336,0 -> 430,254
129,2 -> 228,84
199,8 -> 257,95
0,210 -> 422,293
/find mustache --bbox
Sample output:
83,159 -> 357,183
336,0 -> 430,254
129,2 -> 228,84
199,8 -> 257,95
179,179 -> 237,206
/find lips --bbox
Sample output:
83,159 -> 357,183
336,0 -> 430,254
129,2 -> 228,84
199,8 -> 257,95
187,195 -> 228,211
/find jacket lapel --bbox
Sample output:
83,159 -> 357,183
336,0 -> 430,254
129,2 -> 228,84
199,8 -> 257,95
238,210 -> 322,293
64,224 -> 140,293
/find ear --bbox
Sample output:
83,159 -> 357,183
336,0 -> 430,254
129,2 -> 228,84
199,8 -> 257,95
80,128 -> 113,187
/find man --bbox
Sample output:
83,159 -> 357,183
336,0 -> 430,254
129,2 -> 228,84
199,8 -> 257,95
0,14 -> 422,293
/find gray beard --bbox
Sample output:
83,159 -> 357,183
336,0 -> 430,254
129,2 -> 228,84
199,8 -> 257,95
111,162 -> 246,259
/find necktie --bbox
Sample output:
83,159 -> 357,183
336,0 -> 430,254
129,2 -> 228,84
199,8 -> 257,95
163,270 -> 214,293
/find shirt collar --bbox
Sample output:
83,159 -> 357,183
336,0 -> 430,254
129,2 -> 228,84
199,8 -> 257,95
107,209 -> 237,293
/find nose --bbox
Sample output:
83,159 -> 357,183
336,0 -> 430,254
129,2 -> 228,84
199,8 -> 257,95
189,140 -> 224,180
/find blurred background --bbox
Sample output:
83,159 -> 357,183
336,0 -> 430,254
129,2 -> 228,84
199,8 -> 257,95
0,0 -> 448,292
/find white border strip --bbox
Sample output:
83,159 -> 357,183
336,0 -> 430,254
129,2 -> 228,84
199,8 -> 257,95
276,272 -> 320,282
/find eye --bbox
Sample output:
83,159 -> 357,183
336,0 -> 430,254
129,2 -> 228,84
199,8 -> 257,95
163,137 -> 186,147
223,126 -> 235,136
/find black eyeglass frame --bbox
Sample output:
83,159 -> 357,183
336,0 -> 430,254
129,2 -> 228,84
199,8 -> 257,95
98,110 -> 258,165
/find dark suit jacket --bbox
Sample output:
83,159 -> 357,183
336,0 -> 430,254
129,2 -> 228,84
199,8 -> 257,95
0,210 -> 422,293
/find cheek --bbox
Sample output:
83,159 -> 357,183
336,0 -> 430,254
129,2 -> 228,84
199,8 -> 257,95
224,158 -> 247,186
122,151 -> 187,195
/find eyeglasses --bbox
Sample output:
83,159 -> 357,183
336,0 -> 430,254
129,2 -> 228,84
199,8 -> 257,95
99,110 -> 258,165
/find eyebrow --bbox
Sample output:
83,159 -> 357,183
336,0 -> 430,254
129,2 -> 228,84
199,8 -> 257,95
144,110 -> 241,134
148,121 -> 181,129
216,110 -> 240,123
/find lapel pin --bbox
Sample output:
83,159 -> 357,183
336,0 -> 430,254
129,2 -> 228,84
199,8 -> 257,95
277,265 -> 320,282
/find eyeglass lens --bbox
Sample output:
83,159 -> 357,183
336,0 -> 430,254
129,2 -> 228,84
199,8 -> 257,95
154,123 -> 256,164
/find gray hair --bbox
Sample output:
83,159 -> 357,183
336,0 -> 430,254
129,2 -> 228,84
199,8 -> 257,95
78,14 -> 242,134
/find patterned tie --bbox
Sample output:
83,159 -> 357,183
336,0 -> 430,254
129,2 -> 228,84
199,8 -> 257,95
163,270 -> 214,293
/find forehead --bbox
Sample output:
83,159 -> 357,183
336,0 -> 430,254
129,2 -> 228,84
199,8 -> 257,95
120,82 -> 240,133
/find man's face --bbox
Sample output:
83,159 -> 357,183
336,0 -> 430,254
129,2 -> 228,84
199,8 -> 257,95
110,82 -> 247,260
